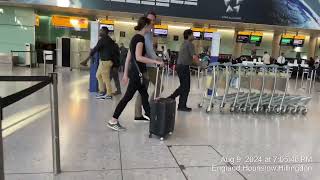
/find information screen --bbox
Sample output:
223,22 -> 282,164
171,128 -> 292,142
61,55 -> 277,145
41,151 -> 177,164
204,32 -> 213,40
292,39 -> 304,47
154,28 -> 168,37
280,38 -> 293,46
236,35 -> 250,43
193,31 -> 201,40
249,35 -> 262,44
100,24 -> 114,32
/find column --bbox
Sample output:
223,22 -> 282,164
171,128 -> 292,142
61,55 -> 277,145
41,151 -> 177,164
272,31 -> 282,58
308,34 -> 318,59
232,29 -> 243,58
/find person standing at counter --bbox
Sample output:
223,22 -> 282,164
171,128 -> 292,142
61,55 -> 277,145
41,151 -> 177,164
262,51 -> 271,65
168,29 -> 199,112
277,53 -> 286,66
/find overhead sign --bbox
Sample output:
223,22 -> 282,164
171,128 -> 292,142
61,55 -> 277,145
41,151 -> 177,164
35,14 -> 40,26
237,31 -> 263,44
99,19 -> 115,31
11,0 -> 320,30
154,24 -> 168,37
251,32 -> 263,36
52,15 -> 88,30
99,19 -> 114,25
191,28 -> 204,32
280,34 -> 305,47
282,34 -> 295,39
203,28 -> 217,41
204,28 -> 217,33
154,24 -> 168,29
294,35 -> 305,40
238,31 -> 252,36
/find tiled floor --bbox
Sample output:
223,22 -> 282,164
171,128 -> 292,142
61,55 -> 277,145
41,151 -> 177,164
1,66 -> 320,180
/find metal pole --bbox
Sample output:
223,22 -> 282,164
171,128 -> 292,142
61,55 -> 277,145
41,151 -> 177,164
295,66 -> 299,90
0,97 -> 5,180
198,66 -> 201,88
44,56 -> 47,75
313,69 -> 317,88
49,73 -> 61,175
309,70 -> 314,94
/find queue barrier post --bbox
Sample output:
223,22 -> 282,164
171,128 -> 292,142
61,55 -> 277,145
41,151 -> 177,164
49,73 -> 61,175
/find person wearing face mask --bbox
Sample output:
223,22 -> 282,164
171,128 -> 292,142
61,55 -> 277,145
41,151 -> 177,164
107,17 -> 163,131
81,27 -> 114,99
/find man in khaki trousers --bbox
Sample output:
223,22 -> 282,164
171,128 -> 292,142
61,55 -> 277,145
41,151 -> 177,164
83,27 -> 115,99
96,60 -> 113,98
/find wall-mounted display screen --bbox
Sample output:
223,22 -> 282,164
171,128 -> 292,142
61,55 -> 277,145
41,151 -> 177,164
153,25 -> 168,37
292,39 -> 304,47
280,34 -> 305,47
154,28 -> 168,37
236,35 -> 250,43
280,38 -> 293,46
100,24 -> 114,32
204,32 -> 213,40
249,35 -> 262,44
193,32 -> 201,40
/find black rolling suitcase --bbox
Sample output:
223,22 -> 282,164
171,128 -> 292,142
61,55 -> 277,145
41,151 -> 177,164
149,66 -> 176,141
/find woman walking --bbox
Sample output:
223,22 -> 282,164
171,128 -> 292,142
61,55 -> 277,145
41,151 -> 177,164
107,17 -> 163,131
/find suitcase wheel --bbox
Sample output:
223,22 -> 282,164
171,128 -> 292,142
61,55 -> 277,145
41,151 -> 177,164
169,132 -> 173,135
149,134 -> 152,138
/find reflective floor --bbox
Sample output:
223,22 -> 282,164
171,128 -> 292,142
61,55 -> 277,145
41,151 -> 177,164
1,66 -> 320,180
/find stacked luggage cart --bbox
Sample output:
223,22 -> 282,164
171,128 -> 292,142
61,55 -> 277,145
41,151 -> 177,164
199,63 -> 312,115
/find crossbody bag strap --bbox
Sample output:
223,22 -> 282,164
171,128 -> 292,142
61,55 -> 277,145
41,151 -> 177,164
132,55 -> 143,84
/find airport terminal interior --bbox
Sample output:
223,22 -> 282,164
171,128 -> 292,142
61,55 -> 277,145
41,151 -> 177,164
1,0 -> 320,179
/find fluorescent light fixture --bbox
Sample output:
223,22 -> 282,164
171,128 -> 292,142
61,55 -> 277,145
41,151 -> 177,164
57,0 -> 70,7
168,25 -> 191,29
217,29 -> 235,33
115,21 -> 136,26
0,9 -> 3,14
70,19 -> 79,26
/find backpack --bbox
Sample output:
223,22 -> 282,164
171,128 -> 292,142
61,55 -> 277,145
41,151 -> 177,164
111,41 -> 120,67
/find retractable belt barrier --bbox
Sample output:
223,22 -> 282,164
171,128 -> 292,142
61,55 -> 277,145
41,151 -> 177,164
1,80 -> 51,109
0,76 -> 50,82
0,73 -> 61,179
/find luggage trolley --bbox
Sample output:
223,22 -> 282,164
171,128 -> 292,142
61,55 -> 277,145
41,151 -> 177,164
231,65 -> 255,113
199,63 -> 312,115
198,63 -> 226,113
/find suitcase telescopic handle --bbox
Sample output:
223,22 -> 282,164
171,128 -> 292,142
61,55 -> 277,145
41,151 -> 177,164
154,65 -> 165,100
